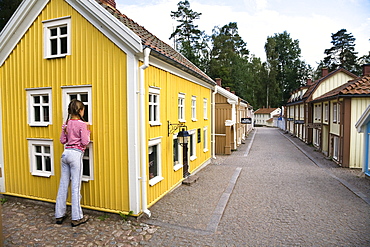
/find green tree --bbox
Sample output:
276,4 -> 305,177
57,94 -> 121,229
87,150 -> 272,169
170,0 -> 207,69
208,22 -> 249,99
0,0 -> 22,32
323,29 -> 359,74
264,31 -> 308,106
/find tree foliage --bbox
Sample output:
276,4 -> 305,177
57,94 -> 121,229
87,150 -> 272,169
0,0 -> 22,32
323,29 -> 359,74
264,31 -> 310,106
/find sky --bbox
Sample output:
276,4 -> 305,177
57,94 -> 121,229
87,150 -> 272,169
115,0 -> 370,68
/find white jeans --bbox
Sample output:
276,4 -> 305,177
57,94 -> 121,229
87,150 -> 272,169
55,149 -> 84,220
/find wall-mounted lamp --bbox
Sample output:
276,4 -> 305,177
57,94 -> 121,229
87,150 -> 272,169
177,128 -> 190,146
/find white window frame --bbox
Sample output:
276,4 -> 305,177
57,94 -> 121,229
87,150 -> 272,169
191,96 -> 197,121
178,93 -> 185,122
188,129 -> 197,161
324,103 -> 328,122
333,103 -> 338,123
148,137 -> 164,186
82,143 -> 94,182
173,134 -> 183,171
28,139 -> 54,177
203,127 -> 208,152
26,88 -> 52,127
203,98 -> 208,120
43,16 -> 71,59
62,86 -> 92,124
333,136 -> 339,161
149,87 -> 161,126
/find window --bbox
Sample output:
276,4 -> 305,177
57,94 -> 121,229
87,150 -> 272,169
333,103 -> 337,123
189,130 -> 197,161
28,139 -> 54,177
324,104 -> 329,122
149,87 -> 160,125
82,143 -> 94,181
203,98 -> 208,120
62,86 -> 93,181
173,136 -> 183,171
27,88 -> 52,126
43,17 -> 71,59
178,93 -> 185,122
203,127 -> 208,152
333,136 -> 339,161
191,96 -> 197,121
337,103 -> 341,124
148,138 -> 163,186
62,86 -> 92,123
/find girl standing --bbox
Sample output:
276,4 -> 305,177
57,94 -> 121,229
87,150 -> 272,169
55,99 -> 90,227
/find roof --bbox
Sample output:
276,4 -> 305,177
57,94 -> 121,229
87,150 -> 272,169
286,68 -> 358,106
312,76 -> 370,102
254,108 -> 278,114
95,0 -> 215,86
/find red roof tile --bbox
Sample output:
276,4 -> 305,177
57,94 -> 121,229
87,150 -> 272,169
254,108 -> 278,114
313,76 -> 370,101
96,1 -> 215,85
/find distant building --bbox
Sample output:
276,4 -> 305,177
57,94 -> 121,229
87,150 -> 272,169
254,108 -> 281,127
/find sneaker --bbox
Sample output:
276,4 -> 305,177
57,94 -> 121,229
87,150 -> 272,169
71,215 -> 89,227
55,214 -> 67,224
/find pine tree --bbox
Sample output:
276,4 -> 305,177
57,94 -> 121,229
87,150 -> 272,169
323,29 -> 359,74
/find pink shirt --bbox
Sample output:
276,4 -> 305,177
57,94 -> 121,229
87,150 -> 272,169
60,119 -> 90,152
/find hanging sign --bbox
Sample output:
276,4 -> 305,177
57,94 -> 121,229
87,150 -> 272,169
241,118 -> 252,124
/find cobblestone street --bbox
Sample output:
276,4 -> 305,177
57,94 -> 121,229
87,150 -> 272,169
2,127 -> 370,246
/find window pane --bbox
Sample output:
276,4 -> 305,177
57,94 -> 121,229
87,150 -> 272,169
149,105 -> 152,121
34,106 -> 40,121
34,96 -> 40,104
80,94 -> 88,103
45,156 -> 51,172
44,146 -> 50,154
51,39 -> 58,55
83,105 -> 88,122
60,37 -> 67,54
43,106 -> 49,122
70,94 -> 77,100
149,145 -> 158,179
35,145 -> 41,153
153,105 -> 157,121
173,139 -> 179,164
50,28 -> 57,36
36,155 -> 42,171
60,26 -> 67,35
42,95 -> 49,103
153,95 -> 157,103
190,135 -> 194,156
83,159 -> 90,176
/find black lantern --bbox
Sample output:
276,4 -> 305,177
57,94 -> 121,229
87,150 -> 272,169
177,128 -> 190,146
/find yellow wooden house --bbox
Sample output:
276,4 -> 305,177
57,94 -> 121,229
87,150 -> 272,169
0,0 -> 215,216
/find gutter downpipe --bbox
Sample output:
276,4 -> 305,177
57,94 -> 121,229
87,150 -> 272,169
139,47 -> 151,217
212,86 -> 218,159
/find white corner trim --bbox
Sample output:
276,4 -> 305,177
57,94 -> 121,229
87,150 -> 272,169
0,0 -> 49,66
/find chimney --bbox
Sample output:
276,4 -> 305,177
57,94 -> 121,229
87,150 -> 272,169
362,63 -> 370,76
100,0 -> 116,8
306,78 -> 312,85
321,68 -> 329,77
215,78 -> 222,86
225,87 -> 230,92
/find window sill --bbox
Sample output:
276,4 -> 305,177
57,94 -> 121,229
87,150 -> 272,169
178,120 -> 186,123
29,123 -> 51,127
190,155 -> 197,161
203,148 -> 208,153
31,171 -> 52,178
150,122 -> 162,127
173,163 -> 183,171
192,119 -> 198,122
149,176 -> 164,186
